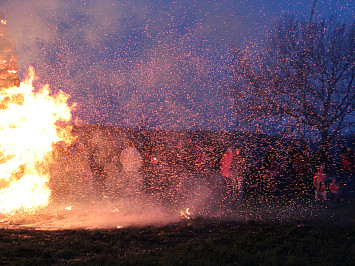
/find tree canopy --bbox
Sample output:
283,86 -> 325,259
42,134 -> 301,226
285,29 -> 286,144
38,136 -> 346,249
230,16 -> 354,148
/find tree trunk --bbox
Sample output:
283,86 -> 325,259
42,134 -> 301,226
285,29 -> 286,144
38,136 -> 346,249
319,127 -> 332,172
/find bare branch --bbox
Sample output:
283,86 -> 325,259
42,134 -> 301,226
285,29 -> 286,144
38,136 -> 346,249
229,16 -> 354,146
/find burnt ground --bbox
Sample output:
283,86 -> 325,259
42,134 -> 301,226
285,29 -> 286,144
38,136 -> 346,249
0,199 -> 354,265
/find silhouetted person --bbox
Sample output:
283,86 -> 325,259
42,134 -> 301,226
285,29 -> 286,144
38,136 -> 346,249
170,140 -> 187,173
311,144 -> 331,174
292,145 -> 311,197
119,139 -> 143,197
194,144 -> 209,176
329,177 -> 341,201
262,146 -> 280,197
231,146 -> 247,201
87,145 -> 107,199
141,136 -> 154,192
339,147 -> 354,198
313,163 -> 327,201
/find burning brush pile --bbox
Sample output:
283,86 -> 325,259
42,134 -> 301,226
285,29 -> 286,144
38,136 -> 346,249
0,14 -> 74,220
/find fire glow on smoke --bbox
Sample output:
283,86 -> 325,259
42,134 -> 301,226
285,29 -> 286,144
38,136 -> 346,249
0,66 -> 73,215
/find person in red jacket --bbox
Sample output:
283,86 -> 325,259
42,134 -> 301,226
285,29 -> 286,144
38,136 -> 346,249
313,164 -> 328,200
329,177 -> 341,201
220,145 -> 246,201
220,146 -> 236,179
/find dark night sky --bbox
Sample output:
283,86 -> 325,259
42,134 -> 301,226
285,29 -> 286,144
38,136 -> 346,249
1,0 -> 354,130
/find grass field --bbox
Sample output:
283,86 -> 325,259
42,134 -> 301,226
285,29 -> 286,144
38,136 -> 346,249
0,198 -> 354,265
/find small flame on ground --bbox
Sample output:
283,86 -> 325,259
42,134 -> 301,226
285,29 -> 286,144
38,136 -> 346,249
180,207 -> 191,220
186,208 -> 190,215
65,206 -> 72,211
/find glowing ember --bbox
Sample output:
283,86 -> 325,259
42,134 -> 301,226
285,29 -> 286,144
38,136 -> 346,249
65,206 -> 72,211
0,66 -> 74,215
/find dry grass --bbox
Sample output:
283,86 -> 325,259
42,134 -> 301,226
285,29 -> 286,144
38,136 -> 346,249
0,199 -> 354,265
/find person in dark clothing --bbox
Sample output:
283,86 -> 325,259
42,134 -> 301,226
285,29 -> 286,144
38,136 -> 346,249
87,145 -> 107,199
170,140 -> 188,173
141,137 -> 154,192
292,145 -> 312,197
311,144 -> 331,173
339,147 -> 354,198
262,147 -> 280,197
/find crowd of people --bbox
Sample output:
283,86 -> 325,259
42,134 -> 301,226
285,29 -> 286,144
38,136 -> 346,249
72,132 -> 354,205
245,144 -> 354,202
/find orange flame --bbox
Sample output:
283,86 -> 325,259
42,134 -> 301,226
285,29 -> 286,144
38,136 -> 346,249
0,66 -> 74,215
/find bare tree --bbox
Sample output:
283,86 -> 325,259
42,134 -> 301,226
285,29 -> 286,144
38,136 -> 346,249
230,16 -> 354,151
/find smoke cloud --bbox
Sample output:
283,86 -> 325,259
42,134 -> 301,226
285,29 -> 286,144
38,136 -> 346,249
1,0 -> 353,130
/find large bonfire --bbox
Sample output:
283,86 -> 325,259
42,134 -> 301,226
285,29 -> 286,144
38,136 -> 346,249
0,14 -> 74,215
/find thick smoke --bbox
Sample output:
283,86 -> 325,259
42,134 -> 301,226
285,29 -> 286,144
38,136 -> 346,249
0,0 -> 239,130
2,0 -> 352,130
